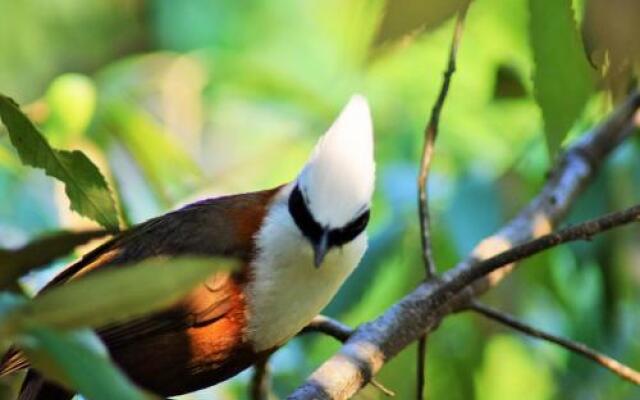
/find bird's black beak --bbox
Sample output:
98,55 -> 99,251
313,231 -> 329,268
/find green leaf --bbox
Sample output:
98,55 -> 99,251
0,95 -> 119,230
0,230 -> 108,290
19,327 -> 150,400
1,257 -> 236,334
374,0 -> 468,46
529,0 -> 593,156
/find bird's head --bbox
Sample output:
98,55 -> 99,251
289,95 -> 375,267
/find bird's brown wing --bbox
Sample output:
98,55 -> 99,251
97,271 -> 237,350
0,187 -> 280,377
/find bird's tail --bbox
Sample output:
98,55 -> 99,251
18,370 -> 73,400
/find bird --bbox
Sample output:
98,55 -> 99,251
0,94 -> 376,399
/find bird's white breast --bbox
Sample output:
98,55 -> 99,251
245,187 -> 367,351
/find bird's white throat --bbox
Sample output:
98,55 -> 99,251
244,185 -> 367,351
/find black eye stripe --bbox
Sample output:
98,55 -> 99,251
288,184 -> 370,247
288,185 -> 323,242
328,209 -> 370,247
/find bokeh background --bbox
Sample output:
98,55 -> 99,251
1,0 -> 640,399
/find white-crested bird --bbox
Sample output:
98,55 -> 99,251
0,95 -> 376,399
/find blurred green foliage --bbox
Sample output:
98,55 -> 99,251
0,0 -> 639,399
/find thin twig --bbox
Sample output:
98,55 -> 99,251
415,7 -> 470,398
251,358 -> 271,400
417,5 -> 470,279
300,316 -> 395,397
370,379 -> 395,396
469,301 -> 640,385
416,335 -> 427,400
441,202 -> 640,299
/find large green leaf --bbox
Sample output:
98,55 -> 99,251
0,230 -> 108,290
529,0 -> 593,157
0,95 -> 119,230
19,327 -> 150,400
1,257 -> 236,334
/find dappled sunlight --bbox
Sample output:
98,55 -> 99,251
472,236 -> 512,261
531,212 -> 552,238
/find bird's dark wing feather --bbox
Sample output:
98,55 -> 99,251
98,272 -> 236,350
0,187 -> 280,376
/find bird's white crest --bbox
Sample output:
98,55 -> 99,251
298,94 -> 375,227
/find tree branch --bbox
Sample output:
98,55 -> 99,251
441,201 -> 640,299
469,301 -> 640,385
301,315 -> 353,342
300,316 -> 395,397
259,316 -> 354,400
287,92 -> 640,400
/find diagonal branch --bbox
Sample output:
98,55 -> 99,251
469,301 -> 640,385
287,92 -> 640,400
440,201 -> 640,299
